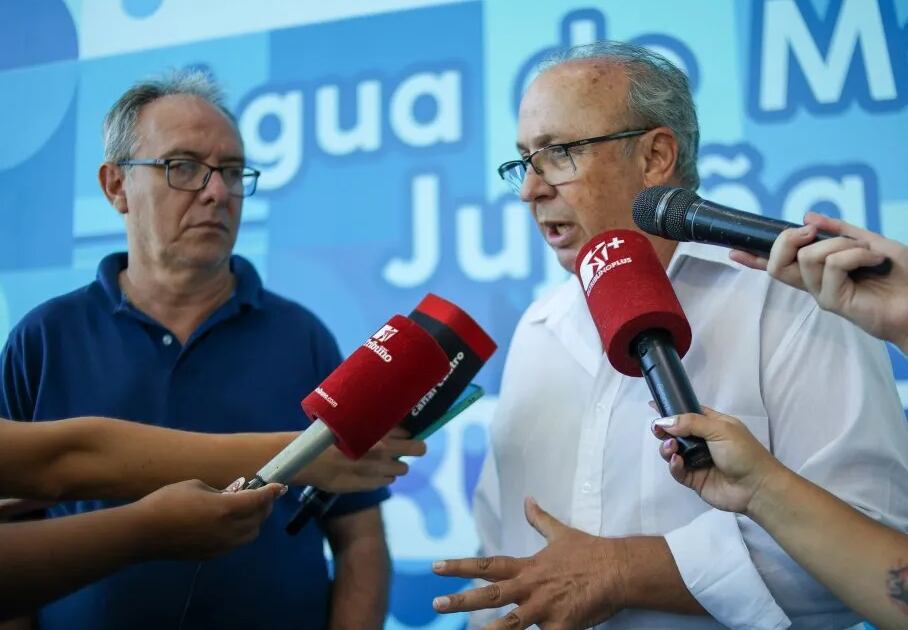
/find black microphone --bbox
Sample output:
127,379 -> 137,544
633,186 -> 892,280
575,230 -> 713,468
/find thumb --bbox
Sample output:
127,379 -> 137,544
664,407 -> 744,445
524,497 -> 565,540
226,483 -> 286,515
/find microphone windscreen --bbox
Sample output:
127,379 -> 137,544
412,293 -> 497,361
632,186 -> 699,241
401,294 -> 497,436
574,229 -> 691,376
301,314 -> 450,459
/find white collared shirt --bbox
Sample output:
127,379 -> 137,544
471,241 -> 908,630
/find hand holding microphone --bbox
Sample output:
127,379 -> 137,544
132,478 -> 286,561
286,294 -> 497,533
650,409 -> 784,515
301,428 -> 426,493
633,186 -> 908,352
243,314 -> 451,490
632,186 -> 893,279
575,230 -> 712,468
730,212 -> 908,353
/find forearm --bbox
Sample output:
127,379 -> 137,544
750,466 -> 908,628
325,509 -> 390,629
619,536 -> 706,615
0,504 -> 154,620
1,417 -> 296,500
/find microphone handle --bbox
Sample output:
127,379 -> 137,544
242,419 -> 336,490
686,199 -> 892,279
634,330 -> 713,469
285,487 -> 340,535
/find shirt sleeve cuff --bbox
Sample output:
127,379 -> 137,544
664,509 -> 791,630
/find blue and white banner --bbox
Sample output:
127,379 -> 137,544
2,1 -> 907,627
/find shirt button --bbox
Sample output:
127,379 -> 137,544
162,334 -> 173,346
581,482 -> 593,493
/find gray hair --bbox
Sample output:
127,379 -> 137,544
538,41 -> 700,190
103,69 -> 237,163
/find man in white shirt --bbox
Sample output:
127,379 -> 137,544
431,41 -> 908,629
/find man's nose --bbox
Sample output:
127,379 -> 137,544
199,168 -> 231,203
520,167 -> 555,203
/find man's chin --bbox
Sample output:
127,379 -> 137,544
166,248 -> 233,272
555,248 -> 580,273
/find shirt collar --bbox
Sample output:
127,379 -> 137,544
96,252 -> 264,313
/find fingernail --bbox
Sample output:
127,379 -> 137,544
654,416 -> 677,428
432,596 -> 450,611
279,484 -> 288,497
225,477 -> 244,493
432,560 -> 446,571
799,226 -> 812,236
662,438 -> 674,450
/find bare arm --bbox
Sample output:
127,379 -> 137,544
323,506 -> 390,630
751,458 -> 908,629
0,416 -> 291,500
658,409 -> 908,629
0,418 -> 422,501
0,479 -> 282,621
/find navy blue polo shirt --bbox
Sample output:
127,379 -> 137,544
0,253 -> 389,629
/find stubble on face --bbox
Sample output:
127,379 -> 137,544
123,95 -> 244,274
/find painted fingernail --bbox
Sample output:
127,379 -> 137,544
225,477 -> 244,493
654,416 -> 677,428
432,560 -> 446,571
433,596 -> 450,610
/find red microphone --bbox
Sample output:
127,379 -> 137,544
285,294 -> 498,534
575,229 -> 712,468
402,293 -> 497,436
243,314 -> 450,488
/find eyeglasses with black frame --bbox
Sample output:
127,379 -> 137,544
497,128 -> 652,194
116,158 -> 261,198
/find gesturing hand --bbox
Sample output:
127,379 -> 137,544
432,497 -> 627,629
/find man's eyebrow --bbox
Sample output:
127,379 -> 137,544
160,149 -> 246,163
516,134 -> 555,154
160,148 -> 203,159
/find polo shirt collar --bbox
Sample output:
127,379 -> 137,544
96,252 -> 264,314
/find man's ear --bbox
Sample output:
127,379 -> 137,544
640,127 -> 680,188
99,163 -> 128,215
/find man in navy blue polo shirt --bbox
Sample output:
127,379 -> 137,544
0,70 -> 393,629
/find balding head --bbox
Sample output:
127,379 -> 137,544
534,42 -> 700,190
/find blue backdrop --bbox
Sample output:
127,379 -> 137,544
2,1 -> 907,627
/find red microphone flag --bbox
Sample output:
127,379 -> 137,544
301,314 -> 449,458
574,229 -> 691,376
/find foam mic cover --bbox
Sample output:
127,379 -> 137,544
574,229 -> 691,376
402,294 -> 497,437
301,314 -> 450,459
